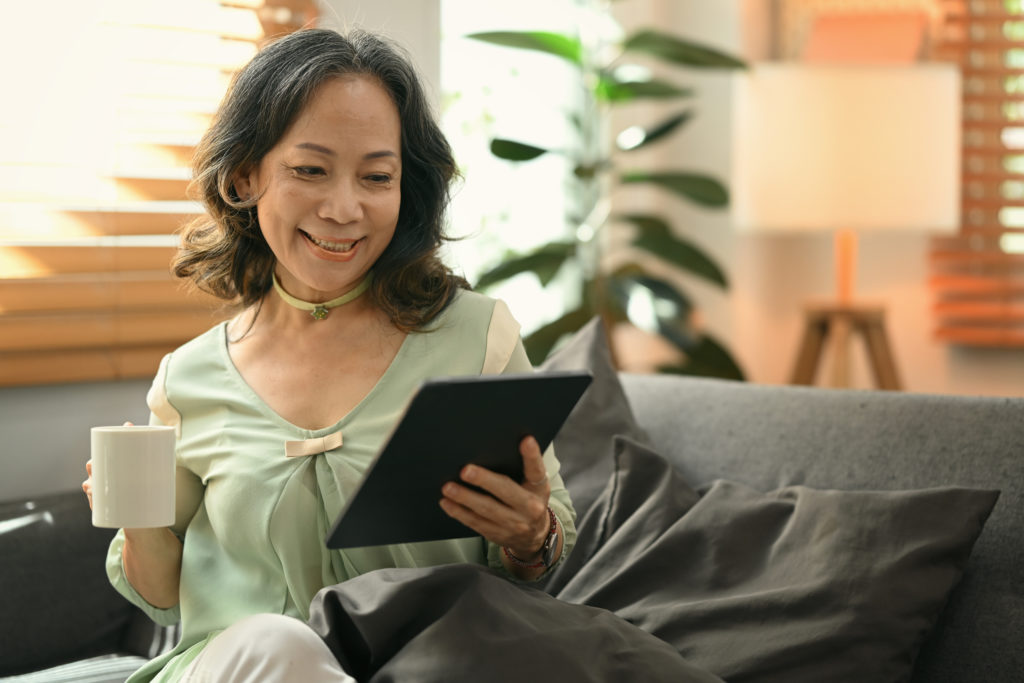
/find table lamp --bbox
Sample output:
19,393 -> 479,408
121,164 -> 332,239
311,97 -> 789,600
731,63 -> 961,389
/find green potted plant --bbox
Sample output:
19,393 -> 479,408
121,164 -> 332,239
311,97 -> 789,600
468,23 -> 747,379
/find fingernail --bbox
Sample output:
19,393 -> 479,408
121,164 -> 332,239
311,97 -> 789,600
443,483 -> 457,496
462,466 -> 476,482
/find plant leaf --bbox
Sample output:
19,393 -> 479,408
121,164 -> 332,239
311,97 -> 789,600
659,332 -> 746,380
595,73 -> 691,102
474,242 -> 574,290
608,271 -> 698,351
466,31 -> 583,65
617,111 -> 692,151
619,213 -> 727,287
621,171 -> 728,207
524,306 -> 594,365
491,138 -> 549,161
623,30 -> 747,69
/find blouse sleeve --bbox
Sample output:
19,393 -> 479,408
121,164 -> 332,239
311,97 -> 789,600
105,353 -> 205,625
482,301 -> 578,580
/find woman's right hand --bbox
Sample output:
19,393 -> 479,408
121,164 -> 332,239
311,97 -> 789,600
82,461 -> 94,510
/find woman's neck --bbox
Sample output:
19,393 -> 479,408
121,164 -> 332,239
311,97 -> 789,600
229,288 -> 382,343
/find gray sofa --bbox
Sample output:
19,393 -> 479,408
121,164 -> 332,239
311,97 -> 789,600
1,370 -> 1018,681
0,491 -> 176,681
620,373 -> 1021,683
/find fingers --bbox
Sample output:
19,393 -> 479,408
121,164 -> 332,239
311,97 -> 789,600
82,459 -> 94,510
439,436 -> 551,554
453,436 -> 548,505
442,478 -> 531,527
520,436 -> 548,488
439,489 -> 546,553
439,495 -> 510,542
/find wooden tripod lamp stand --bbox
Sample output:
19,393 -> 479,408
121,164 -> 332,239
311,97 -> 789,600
731,64 -> 961,390
789,230 -> 901,389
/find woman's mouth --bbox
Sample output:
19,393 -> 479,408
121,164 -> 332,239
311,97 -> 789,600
301,230 -> 361,254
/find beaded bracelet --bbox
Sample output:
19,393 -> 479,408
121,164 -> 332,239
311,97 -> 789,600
502,506 -> 557,569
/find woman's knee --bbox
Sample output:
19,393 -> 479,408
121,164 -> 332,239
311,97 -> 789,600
224,613 -> 321,650
185,613 -> 352,682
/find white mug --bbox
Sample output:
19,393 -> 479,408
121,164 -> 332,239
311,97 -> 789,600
90,425 -> 176,529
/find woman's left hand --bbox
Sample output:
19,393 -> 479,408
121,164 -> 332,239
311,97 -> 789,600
439,435 -> 550,560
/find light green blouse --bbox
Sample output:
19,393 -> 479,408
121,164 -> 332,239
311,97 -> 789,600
106,291 -> 577,682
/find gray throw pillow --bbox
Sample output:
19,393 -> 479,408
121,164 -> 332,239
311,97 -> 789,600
540,317 -> 648,523
556,436 -> 1000,683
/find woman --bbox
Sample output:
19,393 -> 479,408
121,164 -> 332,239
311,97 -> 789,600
82,28 -> 576,682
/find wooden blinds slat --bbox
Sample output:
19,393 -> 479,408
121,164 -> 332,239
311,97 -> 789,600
0,0 -> 317,387
931,1 -> 1024,347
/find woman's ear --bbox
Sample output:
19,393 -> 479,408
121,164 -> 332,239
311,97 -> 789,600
233,166 -> 257,202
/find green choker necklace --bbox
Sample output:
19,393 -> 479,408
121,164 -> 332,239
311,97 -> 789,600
271,272 -> 373,320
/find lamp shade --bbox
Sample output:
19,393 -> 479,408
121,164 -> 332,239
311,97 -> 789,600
731,64 -> 961,233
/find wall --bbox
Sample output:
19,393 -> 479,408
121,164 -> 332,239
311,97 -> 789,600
317,0 -> 441,104
0,380 -> 153,501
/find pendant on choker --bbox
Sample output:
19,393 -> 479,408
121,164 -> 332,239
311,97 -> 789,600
271,272 -> 373,320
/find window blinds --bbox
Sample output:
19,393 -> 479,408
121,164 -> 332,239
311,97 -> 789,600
0,0 -> 316,386
931,0 -> 1024,346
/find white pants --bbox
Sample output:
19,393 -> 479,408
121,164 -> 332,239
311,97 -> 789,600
180,613 -> 356,682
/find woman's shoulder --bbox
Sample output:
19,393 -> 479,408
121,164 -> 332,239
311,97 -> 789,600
409,289 -> 522,375
156,320 -> 230,387
170,320 -> 228,360
438,288 -> 496,320
428,289 -> 517,335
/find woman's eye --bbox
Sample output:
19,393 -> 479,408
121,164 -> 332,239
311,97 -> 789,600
367,174 -> 392,184
292,166 -> 324,177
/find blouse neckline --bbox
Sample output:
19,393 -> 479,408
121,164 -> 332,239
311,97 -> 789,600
215,320 -> 414,437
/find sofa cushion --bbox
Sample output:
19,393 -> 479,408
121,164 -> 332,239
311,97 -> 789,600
540,317 -> 648,523
0,491 -> 135,675
554,436 -> 999,683
0,654 -> 147,683
620,373 -> 1024,683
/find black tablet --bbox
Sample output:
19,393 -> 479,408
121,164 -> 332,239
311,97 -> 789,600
325,371 -> 592,549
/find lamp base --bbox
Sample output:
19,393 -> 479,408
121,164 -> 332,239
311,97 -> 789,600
790,303 -> 901,390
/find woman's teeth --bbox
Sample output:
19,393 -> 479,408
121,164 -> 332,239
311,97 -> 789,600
307,233 -> 357,253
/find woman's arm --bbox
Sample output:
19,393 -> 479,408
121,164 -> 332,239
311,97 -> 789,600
85,456 -> 189,610
122,527 -> 183,609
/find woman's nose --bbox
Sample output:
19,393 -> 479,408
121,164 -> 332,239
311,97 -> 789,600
318,183 -> 364,224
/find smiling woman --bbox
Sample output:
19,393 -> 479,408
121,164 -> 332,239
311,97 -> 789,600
77,25 -> 577,683
0,0 -> 317,388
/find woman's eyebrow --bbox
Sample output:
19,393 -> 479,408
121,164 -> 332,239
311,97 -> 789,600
295,141 -> 334,156
294,142 -> 398,161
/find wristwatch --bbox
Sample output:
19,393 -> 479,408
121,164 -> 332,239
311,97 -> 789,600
538,506 -> 560,568
503,507 -> 559,569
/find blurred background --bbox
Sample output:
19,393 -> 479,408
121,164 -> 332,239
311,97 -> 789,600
2,0 -> 1021,499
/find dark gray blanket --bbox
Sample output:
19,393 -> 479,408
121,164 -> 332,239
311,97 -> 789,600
307,563 -> 722,682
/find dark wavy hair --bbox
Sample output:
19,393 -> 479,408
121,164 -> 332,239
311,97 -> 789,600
174,28 -> 467,331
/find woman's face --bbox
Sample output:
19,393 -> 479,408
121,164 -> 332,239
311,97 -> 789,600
236,75 -> 402,303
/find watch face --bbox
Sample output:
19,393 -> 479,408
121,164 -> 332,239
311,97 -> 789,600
541,531 -> 559,568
